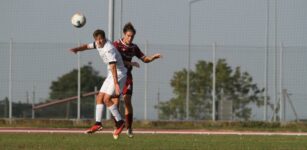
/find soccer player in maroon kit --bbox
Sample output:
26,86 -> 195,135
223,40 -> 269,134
113,22 -> 161,137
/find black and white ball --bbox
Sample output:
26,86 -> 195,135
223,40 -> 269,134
71,13 -> 86,28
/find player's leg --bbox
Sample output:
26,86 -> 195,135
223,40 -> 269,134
85,92 -> 105,134
112,97 -> 120,107
102,75 -> 126,139
103,94 -> 124,123
104,94 -> 125,140
124,94 -> 134,137
111,97 -> 120,125
122,74 -> 134,137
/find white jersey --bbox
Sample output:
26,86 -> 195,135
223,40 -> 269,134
88,40 -> 127,77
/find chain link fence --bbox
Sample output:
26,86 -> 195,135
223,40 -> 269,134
0,0 -> 306,122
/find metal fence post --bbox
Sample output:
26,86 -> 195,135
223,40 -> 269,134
77,41 -> 81,120
273,0 -> 278,122
9,38 -> 13,123
32,84 -> 35,119
106,0 -> 115,120
264,0 -> 270,121
212,42 -> 216,121
144,41 -> 148,120
279,42 -> 284,122
94,86 -> 97,119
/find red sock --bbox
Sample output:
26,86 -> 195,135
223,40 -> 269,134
125,114 -> 133,129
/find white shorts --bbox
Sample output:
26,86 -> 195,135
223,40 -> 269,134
100,74 -> 127,96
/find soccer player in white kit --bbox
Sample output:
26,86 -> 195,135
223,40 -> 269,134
69,29 -> 127,139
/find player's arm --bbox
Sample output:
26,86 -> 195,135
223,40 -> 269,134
69,44 -> 93,54
135,45 -> 162,63
109,62 -> 120,97
142,53 -> 162,63
124,61 -> 140,68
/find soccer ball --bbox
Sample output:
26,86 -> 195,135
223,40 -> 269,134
71,13 -> 86,28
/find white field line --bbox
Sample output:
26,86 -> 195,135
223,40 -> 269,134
0,128 -> 307,136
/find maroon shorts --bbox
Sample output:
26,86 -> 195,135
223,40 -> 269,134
122,74 -> 133,95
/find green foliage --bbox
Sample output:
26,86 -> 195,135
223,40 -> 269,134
157,59 -> 265,120
0,97 -> 9,118
0,97 -> 32,118
49,63 -> 104,99
36,63 -> 104,118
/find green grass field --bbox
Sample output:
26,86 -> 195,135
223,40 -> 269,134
1,133 -> 307,150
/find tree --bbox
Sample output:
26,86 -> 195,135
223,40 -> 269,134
156,59 -> 265,121
0,97 -> 9,118
0,97 -> 32,118
36,62 -> 105,118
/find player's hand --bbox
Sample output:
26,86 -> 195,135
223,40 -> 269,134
69,48 -> 77,54
131,62 -> 140,68
153,53 -> 162,59
114,83 -> 121,97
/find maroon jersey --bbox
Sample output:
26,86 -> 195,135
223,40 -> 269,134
113,39 -> 145,73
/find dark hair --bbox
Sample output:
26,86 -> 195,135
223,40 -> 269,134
123,22 -> 136,34
93,29 -> 106,39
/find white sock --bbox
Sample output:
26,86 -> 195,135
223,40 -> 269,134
108,104 -> 122,121
95,104 -> 105,123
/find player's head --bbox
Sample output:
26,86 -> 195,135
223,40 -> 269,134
123,22 -> 136,45
93,29 -> 106,48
